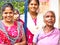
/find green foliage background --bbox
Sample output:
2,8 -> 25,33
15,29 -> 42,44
0,0 -> 24,19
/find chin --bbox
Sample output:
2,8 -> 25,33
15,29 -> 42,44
7,21 -> 12,22
6,19 -> 12,22
48,24 -> 54,27
31,10 -> 36,12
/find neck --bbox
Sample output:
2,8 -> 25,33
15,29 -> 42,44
29,11 -> 37,19
2,20 -> 14,27
44,25 -> 54,34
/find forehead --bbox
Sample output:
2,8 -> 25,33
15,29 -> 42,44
45,12 -> 55,16
3,7 -> 13,12
14,11 -> 18,14
29,0 -> 38,4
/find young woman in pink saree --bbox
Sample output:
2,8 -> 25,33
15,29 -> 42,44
0,3 -> 26,45
20,0 -> 41,45
33,11 -> 60,45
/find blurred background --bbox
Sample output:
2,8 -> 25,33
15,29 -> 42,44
0,0 -> 60,28
38,0 -> 60,29
0,0 -> 25,19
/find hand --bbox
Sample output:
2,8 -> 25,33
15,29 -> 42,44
28,43 -> 32,45
0,44 -> 7,45
14,43 -> 21,45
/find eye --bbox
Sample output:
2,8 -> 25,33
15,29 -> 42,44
31,3 -> 33,5
51,16 -> 55,18
9,12 -> 13,14
34,4 -> 37,5
46,15 -> 49,18
4,12 -> 8,14
14,13 -> 16,14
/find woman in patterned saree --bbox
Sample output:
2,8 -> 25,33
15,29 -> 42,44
0,3 -> 26,45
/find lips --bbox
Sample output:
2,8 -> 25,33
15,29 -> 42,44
47,21 -> 54,24
6,16 -> 12,19
5,16 -> 12,20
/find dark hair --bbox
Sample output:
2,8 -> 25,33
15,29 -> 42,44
28,0 -> 39,5
1,3 -> 14,13
14,9 -> 19,14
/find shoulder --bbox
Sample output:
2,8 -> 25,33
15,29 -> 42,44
20,14 -> 25,21
0,20 -> 2,24
20,14 -> 25,18
20,12 -> 29,18
54,27 -> 60,34
15,21 -> 23,27
54,27 -> 60,31
0,20 -> 6,35
0,20 -> 4,29
34,29 -> 42,37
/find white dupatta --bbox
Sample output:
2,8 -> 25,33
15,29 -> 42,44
20,12 -> 45,35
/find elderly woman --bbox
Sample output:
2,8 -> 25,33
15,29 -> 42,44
33,11 -> 60,45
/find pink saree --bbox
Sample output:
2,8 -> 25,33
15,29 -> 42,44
0,21 -> 24,45
33,28 -> 60,45
20,12 -> 43,45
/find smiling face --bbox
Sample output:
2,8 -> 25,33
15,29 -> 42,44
14,10 -> 19,20
2,7 -> 14,22
28,0 -> 39,13
44,11 -> 55,27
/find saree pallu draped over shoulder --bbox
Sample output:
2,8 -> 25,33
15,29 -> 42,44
0,20 -> 23,45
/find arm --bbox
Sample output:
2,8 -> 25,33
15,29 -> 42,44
20,34 -> 26,45
33,35 -> 38,45
14,22 -> 26,45
33,31 -> 40,45
33,42 -> 36,45
0,43 -> 9,45
14,34 -> 26,45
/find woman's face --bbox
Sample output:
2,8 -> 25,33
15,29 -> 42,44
28,0 -> 39,13
44,12 -> 55,27
14,11 -> 19,20
2,7 -> 14,22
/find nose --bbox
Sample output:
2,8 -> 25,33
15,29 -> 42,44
49,17 -> 52,20
32,5 -> 35,7
7,13 -> 10,16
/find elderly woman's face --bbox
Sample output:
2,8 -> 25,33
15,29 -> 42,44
44,12 -> 55,26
